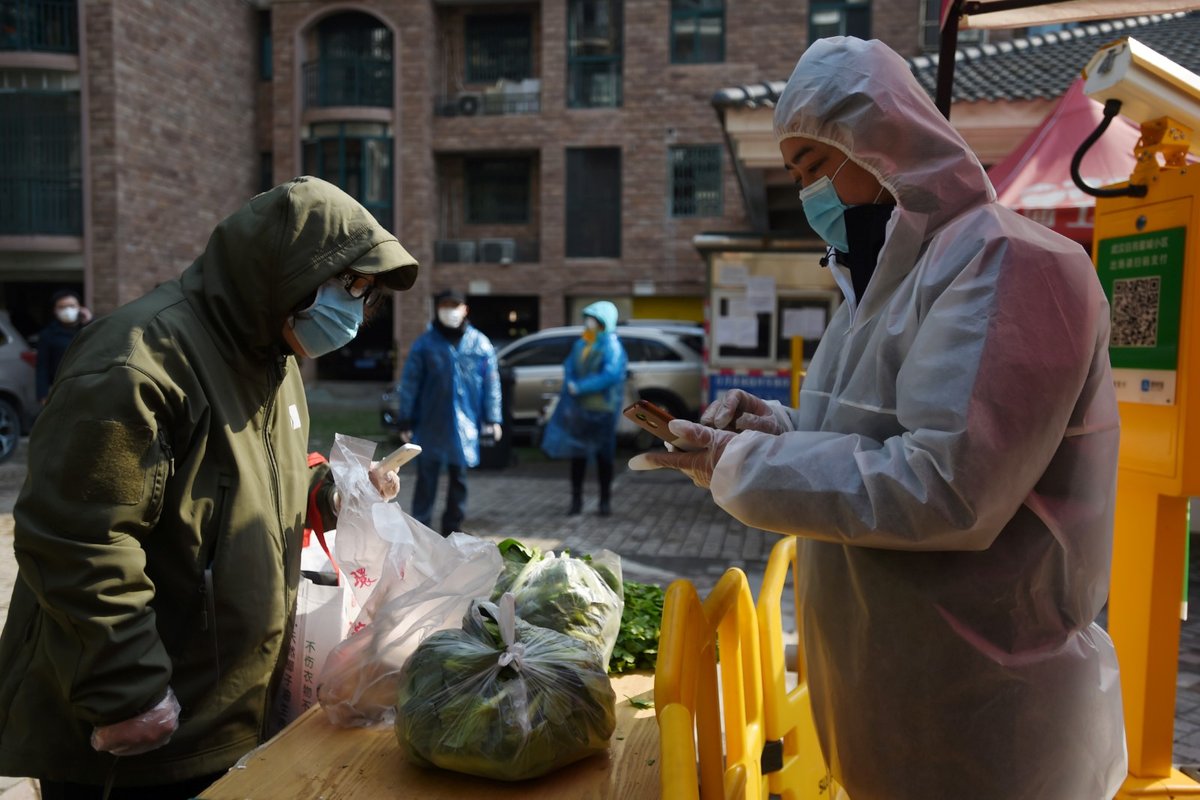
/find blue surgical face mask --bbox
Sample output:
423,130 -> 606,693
289,279 -> 364,358
798,156 -> 852,253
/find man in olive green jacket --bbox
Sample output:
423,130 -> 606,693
0,177 -> 417,797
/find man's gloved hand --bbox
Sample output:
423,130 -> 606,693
367,462 -> 401,501
566,382 -> 579,396
91,686 -> 181,756
628,419 -> 736,489
489,423 -> 503,442
701,388 -> 787,435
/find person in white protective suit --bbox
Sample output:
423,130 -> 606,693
630,37 -> 1127,800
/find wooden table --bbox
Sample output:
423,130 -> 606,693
200,673 -> 660,800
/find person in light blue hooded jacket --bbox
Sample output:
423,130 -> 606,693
630,38 -> 1125,800
541,301 -> 627,516
395,289 -> 501,534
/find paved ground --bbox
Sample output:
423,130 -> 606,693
5,430 -> 1200,796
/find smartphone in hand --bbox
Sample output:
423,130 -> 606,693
622,400 -> 698,450
375,443 -> 422,473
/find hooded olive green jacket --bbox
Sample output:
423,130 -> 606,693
0,177 -> 417,786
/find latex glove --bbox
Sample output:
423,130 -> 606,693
628,419 -> 736,489
490,423 -> 503,442
566,382 -> 578,396
91,687 -> 181,756
701,388 -> 787,435
367,461 -> 401,501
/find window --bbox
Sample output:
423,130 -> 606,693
0,90 -> 82,236
258,10 -> 272,80
669,145 -> 722,217
259,152 -> 273,193
465,14 -> 533,82
670,0 -> 723,64
566,148 -> 620,258
502,336 -> 576,368
809,0 -> 869,41
567,0 -> 622,108
302,122 -> 392,221
919,0 -> 985,52
465,157 -> 531,225
620,338 -> 683,363
0,0 -> 77,53
304,12 -> 392,107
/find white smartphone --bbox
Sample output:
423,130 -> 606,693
375,443 -> 422,473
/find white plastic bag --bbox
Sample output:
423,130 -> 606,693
316,434 -> 502,728
269,528 -> 360,735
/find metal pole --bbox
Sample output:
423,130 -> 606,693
935,0 -> 963,119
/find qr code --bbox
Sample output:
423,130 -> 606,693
1111,276 -> 1159,348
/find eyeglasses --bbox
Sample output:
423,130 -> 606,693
339,273 -> 384,308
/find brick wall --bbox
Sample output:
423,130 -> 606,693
267,0 -> 924,374
85,0 -> 258,311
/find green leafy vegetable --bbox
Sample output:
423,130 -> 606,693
607,580 -> 665,674
395,599 -> 616,781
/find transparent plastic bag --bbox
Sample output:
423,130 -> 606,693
492,540 -> 624,663
315,434 -> 503,728
395,594 -> 616,781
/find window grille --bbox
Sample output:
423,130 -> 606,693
670,145 -> 722,218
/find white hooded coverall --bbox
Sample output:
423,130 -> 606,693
708,37 -> 1127,799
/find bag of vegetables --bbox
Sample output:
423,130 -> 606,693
396,594 -> 616,781
491,539 -> 624,663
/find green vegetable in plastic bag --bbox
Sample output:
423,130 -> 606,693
395,595 -> 617,781
491,541 -> 624,663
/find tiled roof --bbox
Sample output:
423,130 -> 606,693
711,11 -> 1200,109
910,11 -> 1200,102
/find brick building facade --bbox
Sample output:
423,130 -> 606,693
1,0 -> 938,382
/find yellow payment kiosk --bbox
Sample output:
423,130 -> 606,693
1080,36 -> 1200,797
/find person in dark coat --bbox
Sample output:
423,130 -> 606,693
35,289 -> 92,404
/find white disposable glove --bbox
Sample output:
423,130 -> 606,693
490,423 -> 503,442
91,686 -> 181,756
367,461 -> 401,501
566,382 -> 579,396
628,419 -> 737,489
701,388 -> 788,435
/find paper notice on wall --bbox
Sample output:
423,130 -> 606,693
717,263 -> 749,286
746,276 -> 776,313
715,315 -> 758,348
782,307 -> 827,339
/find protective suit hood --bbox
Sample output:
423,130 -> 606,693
773,37 -> 994,235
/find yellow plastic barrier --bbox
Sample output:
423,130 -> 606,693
757,536 -> 839,799
656,569 -> 766,799
657,538 -> 840,799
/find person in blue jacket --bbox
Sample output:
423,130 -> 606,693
542,301 -> 627,516
395,289 -> 502,535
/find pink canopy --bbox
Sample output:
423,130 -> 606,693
987,79 -> 1142,245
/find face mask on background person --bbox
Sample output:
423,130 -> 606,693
437,305 -> 466,328
289,279 -> 364,358
798,155 -> 853,253
56,306 -> 80,325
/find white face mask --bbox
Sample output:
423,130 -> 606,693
584,317 -> 600,331
438,306 -> 466,328
56,306 -> 80,324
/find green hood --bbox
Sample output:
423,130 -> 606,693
179,176 -> 418,363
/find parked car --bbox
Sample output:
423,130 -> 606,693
0,311 -> 39,462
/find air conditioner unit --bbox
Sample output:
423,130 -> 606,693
435,239 -> 477,263
456,91 -> 483,116
478,238 -> 516,264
